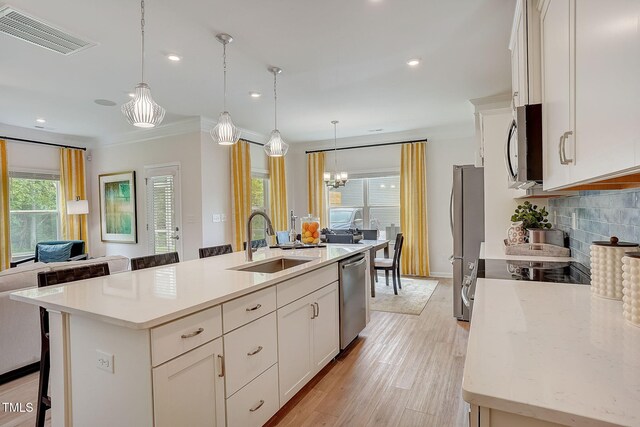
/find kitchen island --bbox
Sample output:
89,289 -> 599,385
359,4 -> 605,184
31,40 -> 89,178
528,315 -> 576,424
11,245 -> 371,427
463,278 -> 640,427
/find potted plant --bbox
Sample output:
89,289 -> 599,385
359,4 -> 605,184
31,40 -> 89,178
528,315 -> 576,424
511,201 -> 552,230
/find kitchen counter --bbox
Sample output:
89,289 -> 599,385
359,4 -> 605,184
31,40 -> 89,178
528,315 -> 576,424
463,278 -> 640,427
479,241 -> 574,262
10,245 -> 369,329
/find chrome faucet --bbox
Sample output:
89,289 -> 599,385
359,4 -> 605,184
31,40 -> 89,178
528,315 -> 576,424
246,210 -> 275,261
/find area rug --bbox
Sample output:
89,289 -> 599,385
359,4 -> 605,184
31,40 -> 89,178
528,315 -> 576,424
369,275 -> 438,315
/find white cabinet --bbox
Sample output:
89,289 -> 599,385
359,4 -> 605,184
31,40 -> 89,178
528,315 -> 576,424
152,337 -> 225,427
540,0 -> 640,189
510,0 -> 542,108
471,404 -> 565,427
226,364 -> 280,427
311,281 -> 340,371
278,281 -> 340,405
572,0 -> 640,182
540,0 -> 575,190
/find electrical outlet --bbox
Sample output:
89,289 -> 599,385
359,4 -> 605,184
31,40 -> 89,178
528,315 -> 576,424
96,350 -> 114,373
212,214 -> 221,223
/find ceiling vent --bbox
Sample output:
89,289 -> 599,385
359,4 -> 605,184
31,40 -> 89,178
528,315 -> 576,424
0,5 -> 96,55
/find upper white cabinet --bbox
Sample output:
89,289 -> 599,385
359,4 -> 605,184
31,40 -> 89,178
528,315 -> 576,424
510,0 -> 542,108
539,0 -> 640,190
540,0 -> 574,190
572,0 -> 640,183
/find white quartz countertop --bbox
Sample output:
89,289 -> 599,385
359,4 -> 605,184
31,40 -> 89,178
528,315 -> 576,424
10,245 -> 369,330
462,278 -> 640,427
479,241 -> 574,262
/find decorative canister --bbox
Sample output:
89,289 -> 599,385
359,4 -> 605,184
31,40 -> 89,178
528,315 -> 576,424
506,221 -> 526,245
300,214 -> 321,245
622,252 -> 640,327
591,237 -> 638,300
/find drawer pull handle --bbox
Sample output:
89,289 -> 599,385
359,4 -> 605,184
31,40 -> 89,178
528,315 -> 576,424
181,327 -> 204,339
217,354 -> 225,377
246,303 -> 262,312
247,346 -> 263,356
249,399 -> 265,412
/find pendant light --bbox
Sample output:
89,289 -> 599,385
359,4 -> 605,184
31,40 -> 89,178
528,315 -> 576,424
324,120 -> 348,188
122,0 -> 166,128
264,66 -> 289,157
210,33 -> 240,145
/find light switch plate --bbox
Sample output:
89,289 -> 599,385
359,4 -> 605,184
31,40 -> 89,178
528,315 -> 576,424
96,350 -> 114,373
571,212 -> 577,229
221,214 -> 227,222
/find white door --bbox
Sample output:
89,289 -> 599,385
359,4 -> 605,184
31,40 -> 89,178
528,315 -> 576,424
277,293 -> 314,405
541,0 -> 575,190
152,338 -> 225,427
573,0 -> 640,182
145,165 -> 182,258
311,282 -> 340,372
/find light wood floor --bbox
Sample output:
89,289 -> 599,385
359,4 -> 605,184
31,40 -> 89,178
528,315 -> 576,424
0,278 -> 469,427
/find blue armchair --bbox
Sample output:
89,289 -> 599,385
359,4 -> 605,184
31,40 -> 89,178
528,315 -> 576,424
11,240 -> 88,267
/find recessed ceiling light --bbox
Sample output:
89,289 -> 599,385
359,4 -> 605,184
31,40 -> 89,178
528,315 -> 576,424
368,128 -> 384,132
167,54 -> 181,62
128,92 -> 135,98
36,118 -> 46,123
407,58 -> 421,67
249,91 -> 261,98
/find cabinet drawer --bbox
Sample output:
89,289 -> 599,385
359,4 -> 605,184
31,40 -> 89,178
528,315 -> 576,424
277,263 -> 338,308
223,286 -> 276,333
226,363 -> 279,427
224,312 -> 278,397
151,306 -> 222,367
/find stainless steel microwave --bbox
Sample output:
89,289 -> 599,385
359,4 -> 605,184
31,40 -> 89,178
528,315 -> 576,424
505,104 -> 543,189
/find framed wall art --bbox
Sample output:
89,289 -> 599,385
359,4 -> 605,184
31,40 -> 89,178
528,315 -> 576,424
99,171 -> 138,243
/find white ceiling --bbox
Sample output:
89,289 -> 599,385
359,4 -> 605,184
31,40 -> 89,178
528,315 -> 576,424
0,0 -> 515,144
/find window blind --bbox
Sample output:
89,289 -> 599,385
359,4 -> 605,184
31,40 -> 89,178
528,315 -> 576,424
147,174 -> 175,254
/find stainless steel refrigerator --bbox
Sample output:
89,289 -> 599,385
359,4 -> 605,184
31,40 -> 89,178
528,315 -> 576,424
450,165 -> 484,321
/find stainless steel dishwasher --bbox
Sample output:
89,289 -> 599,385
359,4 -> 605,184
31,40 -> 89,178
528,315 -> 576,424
339,253 -> 367,350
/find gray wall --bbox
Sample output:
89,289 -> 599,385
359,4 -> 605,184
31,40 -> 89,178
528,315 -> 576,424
548,190 -> 640,267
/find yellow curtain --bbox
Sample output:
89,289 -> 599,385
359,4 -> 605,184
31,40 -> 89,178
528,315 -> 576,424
60,148 -> 89,253
306,152 -> 326,227
231,140 -> 252,251
268,156 -> 288,232
400,142 -> 429,277
0,140 -> 10,271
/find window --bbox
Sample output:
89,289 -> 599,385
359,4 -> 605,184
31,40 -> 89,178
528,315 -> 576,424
9,172 -> 61,258
250,174 -> 269,241
328,175 -> 400,239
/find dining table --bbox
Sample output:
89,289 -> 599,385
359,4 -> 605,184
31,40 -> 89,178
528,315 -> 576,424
359,239 -> 390,298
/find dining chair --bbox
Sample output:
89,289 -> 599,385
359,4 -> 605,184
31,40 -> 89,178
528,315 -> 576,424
360,229 -> 378,240
242,239 -> 268,250
374,233 -> 404,295
130,252 -> 180,271
326,234 -> 354,244
199,244 -> 233,259
36,263 -> 111,427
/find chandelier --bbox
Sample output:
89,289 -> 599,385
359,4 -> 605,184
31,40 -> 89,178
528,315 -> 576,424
210,33 -> 240,145
264,66 -> 289,157
122,0 -> 166,128
324,120 -> 348,188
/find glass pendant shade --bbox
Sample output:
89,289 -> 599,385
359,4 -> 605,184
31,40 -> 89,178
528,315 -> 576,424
211,111 -> 240,145
122,83 -> 166,128
264,129 -> 289,157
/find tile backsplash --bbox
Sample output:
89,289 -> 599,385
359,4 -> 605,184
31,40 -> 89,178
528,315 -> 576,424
548,190 -> 640,267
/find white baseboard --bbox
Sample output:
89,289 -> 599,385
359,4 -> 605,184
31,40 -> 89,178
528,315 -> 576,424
429,272 -> 453,279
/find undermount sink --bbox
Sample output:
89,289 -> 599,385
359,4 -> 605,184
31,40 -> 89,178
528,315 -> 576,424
232,257 -> 312,274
